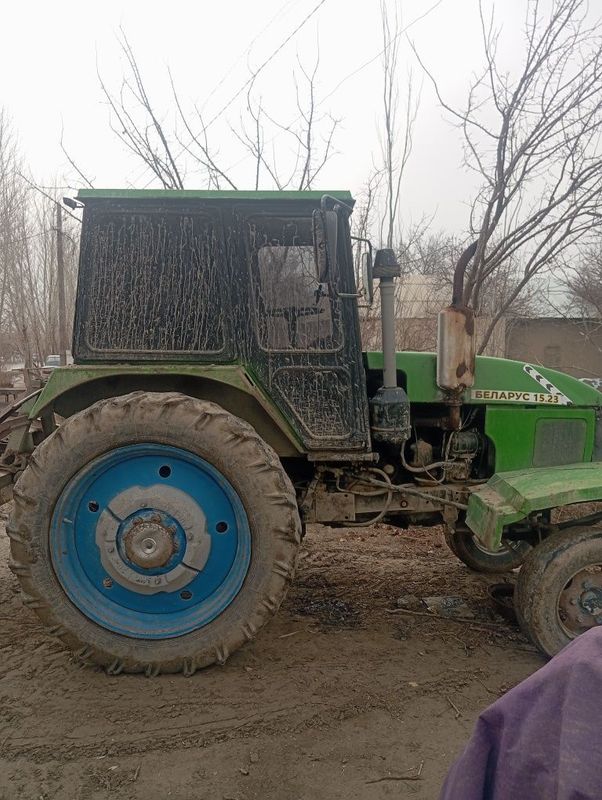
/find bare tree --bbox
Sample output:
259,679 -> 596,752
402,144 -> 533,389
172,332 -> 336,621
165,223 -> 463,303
0,111 -> 79,376
564,242 -> 602,318
98,30 -> 185,190
95,32 -> 339,191
228,51 -> 339,192
378,1 -> 419,249
414,0 -> 602,352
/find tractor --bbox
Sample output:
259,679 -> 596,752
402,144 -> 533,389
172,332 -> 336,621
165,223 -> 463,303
1,188 -> 601,674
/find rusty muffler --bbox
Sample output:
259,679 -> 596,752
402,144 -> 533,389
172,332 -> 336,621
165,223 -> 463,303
436,305 -> 475,428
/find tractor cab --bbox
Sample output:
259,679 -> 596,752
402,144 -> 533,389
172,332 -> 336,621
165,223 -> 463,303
73,190 -> 372,455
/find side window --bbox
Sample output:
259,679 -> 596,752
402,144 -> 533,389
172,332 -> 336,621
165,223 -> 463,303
247,217 -> 341,351
81,212 -> 225,354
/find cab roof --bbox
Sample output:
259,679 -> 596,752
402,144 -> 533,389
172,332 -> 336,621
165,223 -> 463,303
76,189 -> 354,203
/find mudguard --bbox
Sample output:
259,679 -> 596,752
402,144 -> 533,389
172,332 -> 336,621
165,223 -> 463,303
466,463 -> 602,548
27,364 -> 303,457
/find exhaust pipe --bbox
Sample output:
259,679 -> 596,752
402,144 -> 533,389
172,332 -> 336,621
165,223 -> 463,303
369,249 -> 411,446
437,244 -> 477,428
436,305 -> 476,395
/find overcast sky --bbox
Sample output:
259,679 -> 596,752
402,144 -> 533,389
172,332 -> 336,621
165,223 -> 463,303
2,1 -> 533,233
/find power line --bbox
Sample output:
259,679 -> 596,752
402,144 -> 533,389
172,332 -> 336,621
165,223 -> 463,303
139,0 -> 329,188
203,0 -> 329,131
125,0 -> 301,187
318,0 -> 444,107
1,231 -> 46,247
200,0 -> 300,113
222,0 -> 445,176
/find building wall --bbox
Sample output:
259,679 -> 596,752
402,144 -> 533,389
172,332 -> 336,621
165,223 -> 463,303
393,317 -> 506,357
505,318 -> 602,379
363,303 -> 602,378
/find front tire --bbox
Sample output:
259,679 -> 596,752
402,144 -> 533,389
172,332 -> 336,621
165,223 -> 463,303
516,526 -> 602,657
8,392 -> 301,674
445,528 -> 530,573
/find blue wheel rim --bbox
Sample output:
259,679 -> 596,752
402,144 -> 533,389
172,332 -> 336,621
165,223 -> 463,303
50,444 -> 251,639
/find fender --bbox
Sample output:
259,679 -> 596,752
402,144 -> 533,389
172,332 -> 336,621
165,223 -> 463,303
28,364 -> 303,457
466,462 -> 602,548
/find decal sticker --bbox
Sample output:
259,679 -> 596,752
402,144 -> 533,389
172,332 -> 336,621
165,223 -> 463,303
470,365 -> 572,405
523,364 -> 572,405
470,389 -> 569,404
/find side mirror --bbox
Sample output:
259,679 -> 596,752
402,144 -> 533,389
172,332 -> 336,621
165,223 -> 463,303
362,250 -> 374,305
312,209 -> 338,282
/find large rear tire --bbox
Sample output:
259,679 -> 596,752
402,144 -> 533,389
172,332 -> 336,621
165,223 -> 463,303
8,392 -> 301,674
516,526 -> 602,658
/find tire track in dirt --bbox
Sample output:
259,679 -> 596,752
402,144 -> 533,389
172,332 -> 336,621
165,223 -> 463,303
0,521 -> 543,800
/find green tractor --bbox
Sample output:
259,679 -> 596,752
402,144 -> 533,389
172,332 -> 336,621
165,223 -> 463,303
1,189 -> 601,674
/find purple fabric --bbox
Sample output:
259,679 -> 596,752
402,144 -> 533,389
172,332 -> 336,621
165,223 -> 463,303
440,627 -> 602,800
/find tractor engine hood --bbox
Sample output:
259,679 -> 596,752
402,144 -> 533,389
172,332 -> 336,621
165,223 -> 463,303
364,351 -> 602,409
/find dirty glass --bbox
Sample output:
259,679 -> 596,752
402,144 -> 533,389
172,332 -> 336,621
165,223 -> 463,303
81,213 -> 224,354
247,218 -> 341,352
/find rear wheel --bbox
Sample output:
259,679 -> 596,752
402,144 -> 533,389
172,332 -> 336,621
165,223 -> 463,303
516,526 -> 602,657
8,392 -> 301,674
445,528 -> 530,573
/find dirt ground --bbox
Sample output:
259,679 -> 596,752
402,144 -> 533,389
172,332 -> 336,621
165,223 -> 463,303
0,508 -> 544,800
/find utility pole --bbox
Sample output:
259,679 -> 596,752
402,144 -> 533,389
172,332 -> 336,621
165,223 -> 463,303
56,202 -> 68,366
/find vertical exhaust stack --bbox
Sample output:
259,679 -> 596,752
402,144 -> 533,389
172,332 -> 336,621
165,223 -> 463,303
437,249 -> 477,428
369,249 -> 411,446
437,306 -> 476,391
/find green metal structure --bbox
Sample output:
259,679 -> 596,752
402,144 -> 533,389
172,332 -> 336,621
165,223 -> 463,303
1,188 -> 601,672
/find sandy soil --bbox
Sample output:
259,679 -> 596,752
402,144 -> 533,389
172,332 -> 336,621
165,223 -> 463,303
0,512 -> 544,800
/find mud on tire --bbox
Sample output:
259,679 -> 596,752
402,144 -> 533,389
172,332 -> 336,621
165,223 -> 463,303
8,392 -> 302,675
516,525 -> 602,658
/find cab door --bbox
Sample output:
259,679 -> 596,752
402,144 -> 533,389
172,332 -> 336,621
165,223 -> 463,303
238,206 -> 370,454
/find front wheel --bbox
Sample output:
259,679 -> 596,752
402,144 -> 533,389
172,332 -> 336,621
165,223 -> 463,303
516,526 -> 602,657
445,528 -> 531,573
8,392 -> 301,674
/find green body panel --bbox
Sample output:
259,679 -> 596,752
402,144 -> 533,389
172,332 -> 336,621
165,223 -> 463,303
76,189 -> 354,203
466,463 -> 602,548
26,353 -> 602,538
484,407 -> 596,472
29,364 -> 303,453
365,350 -> 602,408
366,350 -> 601,472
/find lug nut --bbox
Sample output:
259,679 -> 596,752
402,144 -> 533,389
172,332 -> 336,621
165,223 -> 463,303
103,577 -> 113,588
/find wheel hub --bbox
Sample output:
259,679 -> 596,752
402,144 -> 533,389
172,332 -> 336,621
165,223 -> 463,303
559,569 -> 602,634
96,484 -> 213,595
123,521 -> 176,569
51,444 -> 251,639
